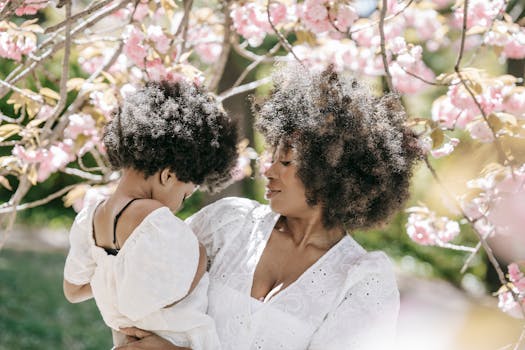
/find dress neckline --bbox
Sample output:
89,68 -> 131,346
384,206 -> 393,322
248,211 -> 350,305
89,198 -> 167,256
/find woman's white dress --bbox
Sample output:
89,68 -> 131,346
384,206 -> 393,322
186,197 -> 400,350
63,200 -> 220,350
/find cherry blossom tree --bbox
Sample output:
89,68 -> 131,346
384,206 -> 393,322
0,0 -> 524,345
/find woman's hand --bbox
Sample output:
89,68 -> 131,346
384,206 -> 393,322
114,328 -> 190,350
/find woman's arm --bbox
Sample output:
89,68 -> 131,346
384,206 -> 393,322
63,279 -> 93,303
114,328 -> 190,350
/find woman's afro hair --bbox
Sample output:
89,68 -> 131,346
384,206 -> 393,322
103,80 -> 238,193
254,64 -> 424,230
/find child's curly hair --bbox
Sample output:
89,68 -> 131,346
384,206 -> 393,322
255,64 -> 423,230
103,80 -> 238,193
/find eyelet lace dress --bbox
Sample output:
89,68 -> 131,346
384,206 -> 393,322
186,197 -> 400,350
63,200 -> 221,350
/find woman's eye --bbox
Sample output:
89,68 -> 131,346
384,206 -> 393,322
280,161 -> 292,166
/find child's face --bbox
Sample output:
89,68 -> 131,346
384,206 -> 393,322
154,169 -> 198,212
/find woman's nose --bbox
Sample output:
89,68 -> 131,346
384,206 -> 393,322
263,160 -> 276,179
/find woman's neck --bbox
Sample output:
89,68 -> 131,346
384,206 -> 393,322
280,213 -> 345,251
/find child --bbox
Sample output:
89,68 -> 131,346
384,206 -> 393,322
63,80 -> 238,349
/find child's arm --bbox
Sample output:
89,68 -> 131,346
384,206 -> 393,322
164,242 -> 207,308
63,279 -> 93,303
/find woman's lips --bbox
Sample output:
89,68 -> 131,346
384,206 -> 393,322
265,188 -> 281,199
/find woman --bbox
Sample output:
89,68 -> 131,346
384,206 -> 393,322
117,65 -> 423,349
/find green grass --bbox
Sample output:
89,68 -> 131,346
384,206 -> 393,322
0,249 -> 112,350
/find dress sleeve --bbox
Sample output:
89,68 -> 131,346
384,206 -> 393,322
114,208 -> 200,321
184,197 -> 259,263
308,251 -> 400,350
63,205 -> 97,285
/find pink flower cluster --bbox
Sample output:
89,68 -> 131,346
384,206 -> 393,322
485,21 -> 525,59
461,165 -> 525,238
188,24 -> 223,64
298,0 -> 358,34
14,0 -> 48,16
388,38 -> 436,94
498,263 -> 525,318
432,76 -> 525,140
230,1 -> 289,47
406,206 -> 461,246
0,25 -> 37,61
453,0 -> 505,30
12,141 -> 75,182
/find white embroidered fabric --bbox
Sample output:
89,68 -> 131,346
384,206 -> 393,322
63,200 -> 220,350
186,197 -> 400,350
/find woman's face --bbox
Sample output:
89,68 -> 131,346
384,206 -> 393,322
264,143 -> 311,217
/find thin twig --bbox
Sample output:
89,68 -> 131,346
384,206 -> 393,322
0,79 -> 44,104
400,66 -> 458,87
348,0 -> 415,35
0,181 -> 98,214
62,167 -> 103,181
231,36 -> 285,63
218,76 -> 272,102
0,175 -> 30,250
174,0 -> 194,64
460,240 -> 483,273
379,0 -> 394,92
42,0 -> 73,138
208,0 -> 232,92
44,0 -> 116,34
232,42 -> 281,89
266,0 -> 302,65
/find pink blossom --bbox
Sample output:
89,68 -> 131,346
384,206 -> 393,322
406,214 -> 437,245
15,0 -> 48,16
466,119 -> 494,143
431,137 -> 460,158
90,90 -> 118,119
36,105 -> 54,120
504,88 -> 525,118
0,30 -> 37,61
453,0 -> 505,30
37,141 -> 75,182
12,145 -> 46,164
63,113 -> 97,140
147,25 -> 170,54
403,6 -> 444,41
231,2 -> 285,47
123,25 -> 148,67
431,96 -> 469,129
133,2 -> 150,21
508,263 -> 524,284
498,291 -> 524,318
406,207 -> 461,246
503,29 -> 525,59
334,5 -> 358,32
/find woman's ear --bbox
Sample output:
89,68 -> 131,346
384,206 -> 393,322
159,168 -> 176,186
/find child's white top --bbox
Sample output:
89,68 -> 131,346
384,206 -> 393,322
64,200 -> 220,350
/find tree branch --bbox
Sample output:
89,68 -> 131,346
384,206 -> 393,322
218,76 -> 272,102
379,0 -> 394,92
208,0 -> 232,92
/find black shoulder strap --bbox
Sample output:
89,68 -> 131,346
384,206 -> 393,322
113,198 -> 142,248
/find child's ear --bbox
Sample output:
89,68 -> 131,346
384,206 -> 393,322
159,168 -> 176,186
